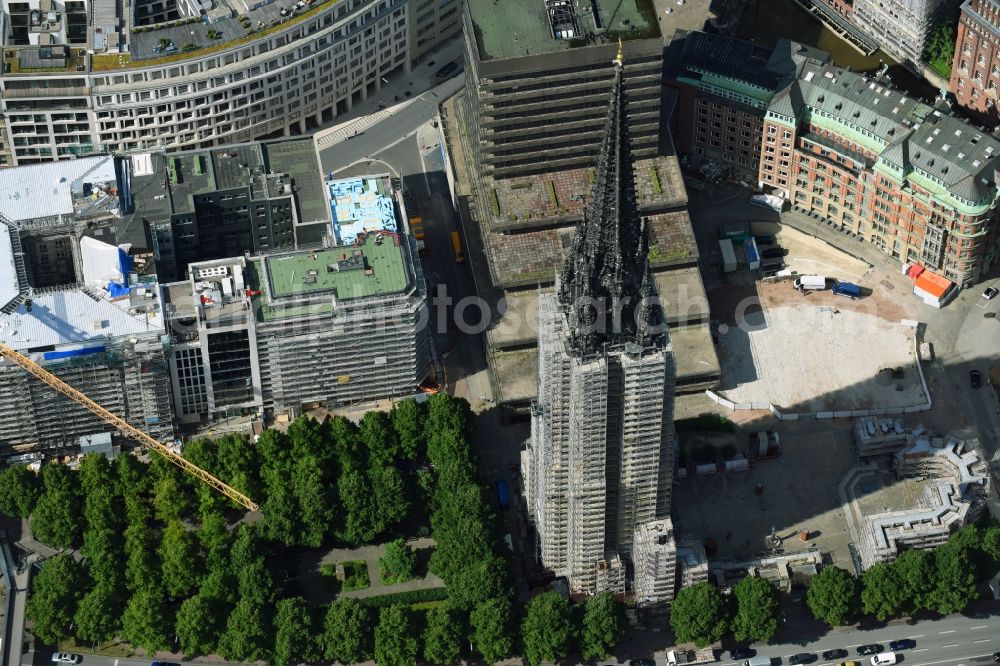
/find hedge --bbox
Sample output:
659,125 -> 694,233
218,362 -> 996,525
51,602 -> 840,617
358,587 -> 448,608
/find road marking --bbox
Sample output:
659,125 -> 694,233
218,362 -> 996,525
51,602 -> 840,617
941,644 -> 959,648
970,625 -> 989,630
939,630 -> 957,634
974,639 -> 991,644
913,649 -> 929,653
908,635 -> 925,639
847,644 -> 860,648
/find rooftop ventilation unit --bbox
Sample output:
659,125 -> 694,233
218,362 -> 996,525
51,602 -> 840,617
545,0 -> 578,40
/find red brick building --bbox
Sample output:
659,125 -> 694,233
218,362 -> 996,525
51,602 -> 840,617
950,0 -> 1000,125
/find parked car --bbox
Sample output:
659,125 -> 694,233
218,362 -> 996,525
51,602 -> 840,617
151,663 -> 182,666
870,654 -> 897,666
856,645 -> 883,656
789,654 -> 817,665
889,640 -> 916,651
983,286 -> 998,301
51,655 -> 82,665
823,650 -> 849,660
731,648 -> 756,660
762,247 -> 788,259
629,660 -> 655,666
755,235 -> 777,246
971,369 -> 982,389
992,652 -> 1000,663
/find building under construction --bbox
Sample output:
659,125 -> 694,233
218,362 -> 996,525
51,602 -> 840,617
162,202 -> 430,426
522,57 -> 677,597
0,156 -> 173,456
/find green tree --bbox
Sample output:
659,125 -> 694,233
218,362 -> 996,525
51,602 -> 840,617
374,604 -> 419,666
159,519 -> 204,598
861,563 -> 907,621
806,565 -> 859,627
390,398 -> 425,460
338,467 -> 379,544
218,596 -> 273,662
470,597 -> 514,663
124,521 -> 158,593
26,554 -> 85,644
152,474 -> 191,522
361,410 -> 401,467
273,597 -> 320,666
980,525 -> 1000,573
215,432 -> 261,502
380,538 -> 418,584
121,585 -> 170,655
522,591 -> 576,666
732,575 -> 781,643
183,438 -> 228,517
331,415 -> 365,469
924,20 -> 956,72
175,594 -> 223,658
293,453 -> 336,547
423,607 -> 462,665
31,463 -> 83,548
0,464 -> 42,517
259,461 -> 299,546
582,591 -> 625,660
74,583 -> 120,645
323,597 -> 373,664
450,555 -> 508,611
670,581 -> 729,648
928,542 -> 978,615
893,549 -> 937,613
371,463 -> 409,533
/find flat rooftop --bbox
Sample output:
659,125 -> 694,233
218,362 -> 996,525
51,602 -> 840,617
262,233 -> 409,301
326,175 -> 397,244
467,0 -> 660,61
0,155 -> 121,223
264,139 -> 329,226
0,286 -> 164,352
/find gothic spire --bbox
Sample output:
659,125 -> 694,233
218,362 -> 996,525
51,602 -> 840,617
558,44 -> 663,356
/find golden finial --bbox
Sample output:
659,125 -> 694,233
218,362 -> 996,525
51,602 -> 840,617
614,37 -> 623,66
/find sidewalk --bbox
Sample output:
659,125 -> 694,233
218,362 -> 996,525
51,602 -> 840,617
313,35 -> 466,150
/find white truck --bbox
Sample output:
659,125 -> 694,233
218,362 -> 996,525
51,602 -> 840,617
719,238 -> 737,273
794,275 -> 828,291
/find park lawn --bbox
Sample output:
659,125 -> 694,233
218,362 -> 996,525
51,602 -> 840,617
929,57 -> 951,79
320,560 -> 370,592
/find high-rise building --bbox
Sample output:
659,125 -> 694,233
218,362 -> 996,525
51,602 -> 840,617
522,54 -> 676,596
853,0 -> 960,68
461,0 -> 664,178
950,0 -> 1000,124
0,0 -> 460,165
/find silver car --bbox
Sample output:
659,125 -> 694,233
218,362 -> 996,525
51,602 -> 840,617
51,654 -> 82,664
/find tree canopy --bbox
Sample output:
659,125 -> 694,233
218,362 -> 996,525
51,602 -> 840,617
731,575 -> 782,643
323,597 -> 373,664
522,591 -> 577,666
423,607 -> 463,666
26,554 -> 86,644
0,464 -> 42,517
670,582 -> 730,648
374,605 -> 420,666
806,566 -> 859,627
582,591 -> 626,660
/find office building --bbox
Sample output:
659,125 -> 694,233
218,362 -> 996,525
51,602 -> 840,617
759,55 -> 1000,286
162,173 -> 429,425
522,58 -> 676,595
461,0 -> 664,178
853,0 -> 960,67
123,139 -> 329,281
0,0 -> 460,165
950,0 -> 1000,124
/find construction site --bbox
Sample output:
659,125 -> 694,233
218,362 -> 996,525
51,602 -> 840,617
0,141 -> 431,458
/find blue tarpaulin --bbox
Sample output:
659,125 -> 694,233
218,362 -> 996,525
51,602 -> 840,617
44,346 -> 106,360
107,282 -> 130,297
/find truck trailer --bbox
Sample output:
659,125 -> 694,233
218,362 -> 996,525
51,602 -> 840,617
719,238 -> 737,273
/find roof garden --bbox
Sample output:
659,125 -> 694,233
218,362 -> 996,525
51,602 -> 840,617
262,233 -> 409,301
467,0 -> 660,61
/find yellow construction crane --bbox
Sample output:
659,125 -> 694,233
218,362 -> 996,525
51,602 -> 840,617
0,340 -> 259,512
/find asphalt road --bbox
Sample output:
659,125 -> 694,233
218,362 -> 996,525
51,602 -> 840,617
719,612 -> 999,666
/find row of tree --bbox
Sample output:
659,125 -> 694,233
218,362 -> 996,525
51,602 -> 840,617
9,395 -> 547,664
670,523 -> 1000,648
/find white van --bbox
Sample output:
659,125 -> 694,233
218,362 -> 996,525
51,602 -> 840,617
745,657 -> 772,666
794,275 -> 828,291
870,654 -> 897,666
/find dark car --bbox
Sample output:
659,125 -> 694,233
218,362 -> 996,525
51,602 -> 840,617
983,286 -> 998,301
755,235 -> 777,246
762,247 -> 788,259
856,645 -> 883,656
971,369 -> 982,389
889,640 -> 916,651
151,663 -> 182,666
629,660 -> 656,666
823,650 -> 849,660
992,652 -> 1000,663
731,648 -> 756,660
789,654 -> 816,665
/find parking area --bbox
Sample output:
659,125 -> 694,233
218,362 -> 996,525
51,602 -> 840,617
673,419 -> 857,567
750,220 -> 871,282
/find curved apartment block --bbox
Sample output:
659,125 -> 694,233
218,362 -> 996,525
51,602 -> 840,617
0,0 -> 459,165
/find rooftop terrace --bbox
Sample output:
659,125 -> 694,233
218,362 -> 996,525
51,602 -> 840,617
261,233 -> 409,301
467,0 -> 660,61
